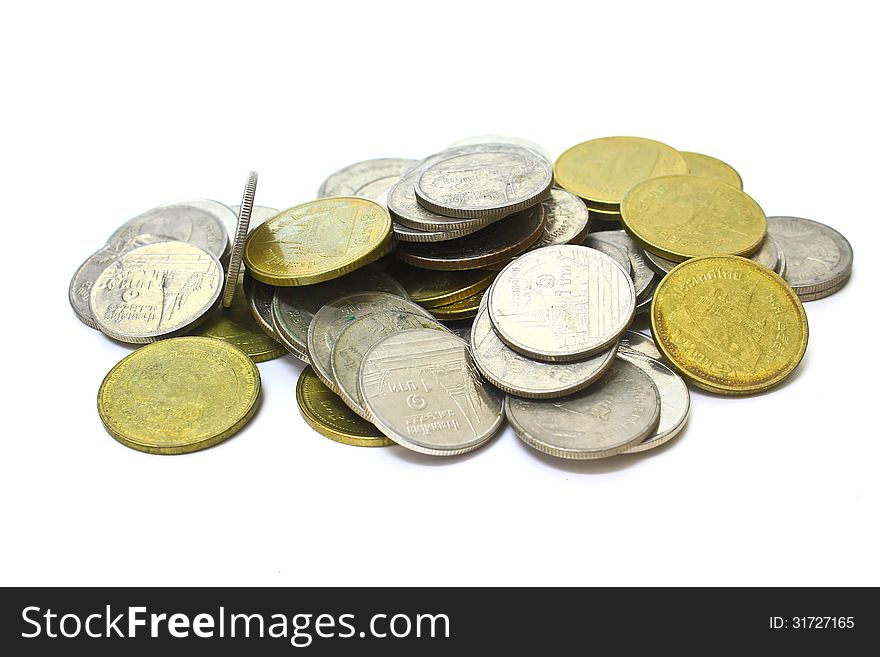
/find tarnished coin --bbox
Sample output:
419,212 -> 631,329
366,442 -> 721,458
242,273 -> 279,340
681,151 -> 743,189
536,189 -> 591,247
621,175 -> 767,262
271,267 -> 408,362
317,158 -> 416,198
644,236 -> 785,276
414,145 -> 553,219
617,337 -> 691,454
109,203 -> 229,259
307,291 -> 434,393
471,307 -> 617,399
447,134 -> 553,161
331,311 -> 444,419
233,205 -> 279,234
296,366 -> 392,447
90,241 -> 223,343
98,337 -> 260,454
582,237 -> 631,274
766,216 -> 853,299
488,245 -> 635,361
69,234 -> 168,329
394,263 -> 495,308
222,171 -> 257,307
359,329 -> 504,456
244,197 -> 393,286
651,256 -> 809,394
584,229 -> 655,301
505,358 -> 661,460
554,136 -> 687,206
192,275 -> 286,362
618,329 -> 663,360
394,204 -> 544,271
155,198 -> 237,254
427,290 -> 484,321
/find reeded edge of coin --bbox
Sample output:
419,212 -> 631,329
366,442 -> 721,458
222,172 -> 257,307
392,220 -> 483,243
618,349 -> 690,454
296,366 -> 393,447
650,255 -> 809,395
796,273 -> 850,302
97,337 -> 261,455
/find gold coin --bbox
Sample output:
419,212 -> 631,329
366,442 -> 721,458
681,151 -> 743,189
428,290 -> 483,320
650,256 -> 808,394
621,175 -> 767,262
394,262 -> 495,308
243,197 -> 393,286
584,202 -> 623,216
554,136 -> 687,205
98,337 -> 261,454
191,275 -> 286,362
296,366 -> 392,447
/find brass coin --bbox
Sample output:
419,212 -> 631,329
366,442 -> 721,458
554,136 -> 687,206
427,290 -> 484,321
393,262 -> 495,308
650,256 -> 808,394
393,205 -> 544,271
296,366 -> 392,447
97,337 -> 261,454
243,197 -> 392,286
191,276 -> 286,362
621,175 -> 767,262
681,151 -> 743,189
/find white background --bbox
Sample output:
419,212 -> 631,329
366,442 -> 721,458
2,1 -> 877,586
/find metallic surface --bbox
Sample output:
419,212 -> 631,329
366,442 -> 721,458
317,158 -> 415,198
766,216 -> 853,298
222,171 -> 257,307
110,203 -> 229,259
681,151 -> 743,189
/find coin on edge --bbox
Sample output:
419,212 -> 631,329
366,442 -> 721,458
223,171 -> 257,307
488,244 -> 635,361
621,175 -> 767,262
90,241 -> 223,343
505,358 -> 661,460
296,366 -> 392,447
359,329 -> 504,456
766,216 -> 853,299
97,336 -> 260,454
331,311 -> 444,419
414,145 -> 553,219
244,197 -> 392,286
554,136 -> 687,206
471,307 -> 617,399
651,256 -> 809,394
681,151 -> 743,189
307,291 -> 435,393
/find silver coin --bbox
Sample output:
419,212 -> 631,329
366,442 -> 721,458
69,234 -> 168,329
154,198 -> 235,255
635,280 -> 656,315
488,245 -> 635,361
307,291 -> 433,393
441,319 -> 474,342
108,203 -> 229,260
414,145 -> 553,219
317,158 -> 415,198
796,275 -> 850,302
644,236 -> 786,276
750,235 -> 780,272
766,216 -> 853,298
223,171 -> 257,308
447,134 -> 553,161
359,329 -> 504,456
642,248 -> 675,275
232,204 -> 279,234
618,330 -> 662,359
532,188 -> 591,248
271,266 -> 408,362
617,344 -> 690,454
505,358 -> 661,460
586,230 -> 655,299
89,241 -> 223,343
394,204 -> 545,271
392,220 -> 483,243
242,273 -> 278,340
471,307 -> 617,399
331,311 -> 444,419
582,238 -> 631,274
387,146 -> 509,233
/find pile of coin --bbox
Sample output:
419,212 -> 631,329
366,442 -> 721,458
71,134 -> 853,462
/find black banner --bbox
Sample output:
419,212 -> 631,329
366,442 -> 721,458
1,587 -> 875,654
